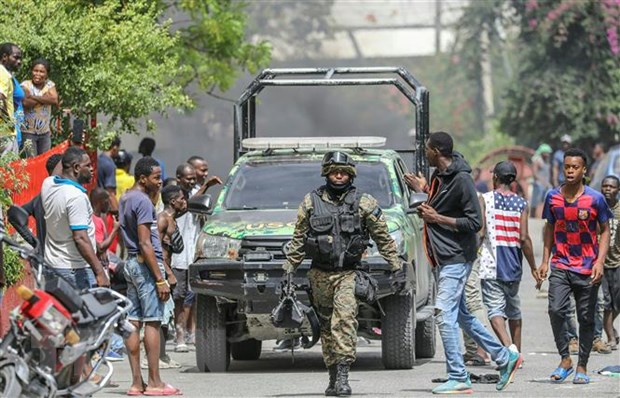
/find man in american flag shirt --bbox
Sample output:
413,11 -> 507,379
479,161 -> 537,355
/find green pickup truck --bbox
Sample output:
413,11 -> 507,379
188,68 -> 436,373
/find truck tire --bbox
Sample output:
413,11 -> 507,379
231,339 -> 262,361
415,276 -> 437,359
381,291 -> 416,369
196,295 -> 230,372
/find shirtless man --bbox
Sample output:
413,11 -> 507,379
157,185 -> 187,267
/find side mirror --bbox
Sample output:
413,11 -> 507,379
188,194 -> 213,215
407,192 -> 428,214
7,205 -> 38,249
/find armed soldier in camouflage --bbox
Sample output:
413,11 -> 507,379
282,151 -> 401,397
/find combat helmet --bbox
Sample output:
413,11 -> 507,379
321,151 -> 356,177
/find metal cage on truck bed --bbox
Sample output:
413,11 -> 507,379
232,67 -> 430,178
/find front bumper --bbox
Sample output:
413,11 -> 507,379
189,257 -> 401,313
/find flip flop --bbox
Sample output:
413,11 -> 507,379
143,384 -> 183,396
127,382 -> 147,396
550,366 -> 574,383
465,354 -> 489,366
572,372 -> 590,384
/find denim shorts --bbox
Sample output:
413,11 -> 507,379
44,267 -> 96,290
123,256 -> 165,323
481,279 -> 521,320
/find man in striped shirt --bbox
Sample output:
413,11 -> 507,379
479,161 -> 537,353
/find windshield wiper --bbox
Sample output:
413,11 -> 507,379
226,205 -> 259,210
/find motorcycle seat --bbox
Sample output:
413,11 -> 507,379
79,292 -> 118,321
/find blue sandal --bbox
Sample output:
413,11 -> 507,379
572,372 -> 590,384
550,366 -> 574,383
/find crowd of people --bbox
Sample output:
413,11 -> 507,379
472,135 -> 612,221
276,131 -> 617,395
1,42 -> 59,158
0,133 -> 222,395
0,40 -> 618,394
402,132 -> 618,394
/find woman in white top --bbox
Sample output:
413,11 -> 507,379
21,58 -> 58,157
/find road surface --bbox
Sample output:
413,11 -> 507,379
100,219 -> 620,397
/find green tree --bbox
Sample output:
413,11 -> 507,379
500,0 -> 620,146
0,0 -> 270,141
165,0 -> 271,94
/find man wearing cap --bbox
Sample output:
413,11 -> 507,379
282,151 -> 401,396
552,135 -> 572,187
479,161 -> 538,353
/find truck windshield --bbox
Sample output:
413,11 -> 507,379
224,161 -> 394,210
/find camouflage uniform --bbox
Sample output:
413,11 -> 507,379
283,189 -> 401,366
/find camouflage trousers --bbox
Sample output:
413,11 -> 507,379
308,268 -> 358,367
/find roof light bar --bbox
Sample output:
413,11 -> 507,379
241,136 -> 387,150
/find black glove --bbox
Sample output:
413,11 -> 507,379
277,271 -> 294,295
390,267 -> 407,294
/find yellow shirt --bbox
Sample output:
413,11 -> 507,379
0,64 -> 15,137
116,169 -> 135,200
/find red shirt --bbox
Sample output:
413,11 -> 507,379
93,214 -> 109,267
543,186 -> 613,275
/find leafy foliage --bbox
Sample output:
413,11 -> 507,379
2,243 -> 24,289
0,0 -> 271,143
453,0 -> 620,147
500,0 -> 620,145
166,0 -> 272,93
0,151 -> 29,208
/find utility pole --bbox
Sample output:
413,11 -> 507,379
480,26 -> 494,132
435,0 -> 442,55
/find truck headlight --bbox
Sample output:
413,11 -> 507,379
195,233 -> 242,260
365,230 -> 405,257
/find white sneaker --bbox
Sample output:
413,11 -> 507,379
175,343 -> 189,353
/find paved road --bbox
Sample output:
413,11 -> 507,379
100,219 -> 620,397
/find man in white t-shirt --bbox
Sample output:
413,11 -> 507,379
41,146 -> 109,289
170,164 -> 201,352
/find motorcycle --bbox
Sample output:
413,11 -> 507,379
0,206 -> 134,397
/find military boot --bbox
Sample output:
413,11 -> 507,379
325,365 -> 337,396
335,362 -> 352,396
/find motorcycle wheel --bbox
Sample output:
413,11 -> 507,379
0,363 -> 22,397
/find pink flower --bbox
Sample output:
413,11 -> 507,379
526,0 -> 538,12
529,19 -> 538,29
607,27 -> 619,54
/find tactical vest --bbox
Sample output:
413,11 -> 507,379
304,187 -> 369,271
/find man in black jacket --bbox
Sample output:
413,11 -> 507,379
405,131 -> 522,394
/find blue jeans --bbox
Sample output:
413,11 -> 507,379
436,262 -> 510,381
44,267 -> 96,290
110,333 -> 125,353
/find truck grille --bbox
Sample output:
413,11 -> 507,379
239,235 -> 291,261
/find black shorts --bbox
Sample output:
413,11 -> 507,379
172,268 -> 190,301
602,267 -> 620,313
